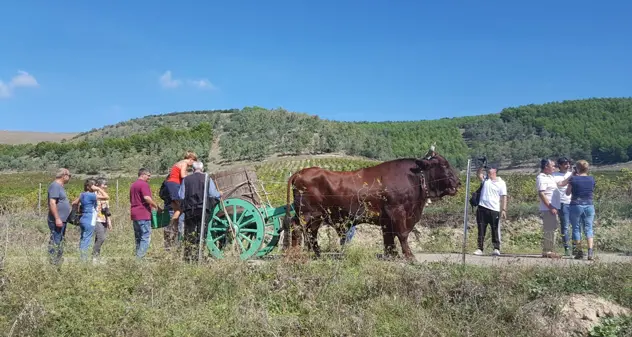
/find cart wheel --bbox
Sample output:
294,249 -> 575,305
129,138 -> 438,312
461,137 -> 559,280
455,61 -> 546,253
206,198 -> 265,260
256,215 -> 282,257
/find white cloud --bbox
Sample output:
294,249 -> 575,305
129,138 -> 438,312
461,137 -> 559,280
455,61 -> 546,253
0,81 -> 10,98
11,70 -> 39,88
187,79 -> 216,90
159,70 -> 217,91
159,70 -> 182,88
0,70 -> 39,99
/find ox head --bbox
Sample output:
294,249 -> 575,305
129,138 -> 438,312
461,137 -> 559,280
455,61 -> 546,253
415,143 -> 461,199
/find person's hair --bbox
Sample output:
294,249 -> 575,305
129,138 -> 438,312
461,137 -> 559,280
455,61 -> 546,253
540,158 -> 550,171
557,157 -> 570,165
576,160 -> 590,174
138,168 -> 151,177
192,161 -> 204,171
96,177 -> 108,187
84,178 -> 96,191
55,168 -> 69,179
184,151 -> 198,161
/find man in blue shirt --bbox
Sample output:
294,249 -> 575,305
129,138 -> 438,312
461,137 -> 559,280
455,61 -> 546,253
177,161 -> 221,262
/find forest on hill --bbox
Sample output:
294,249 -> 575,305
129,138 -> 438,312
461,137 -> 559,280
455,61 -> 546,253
0,97 -> 631,174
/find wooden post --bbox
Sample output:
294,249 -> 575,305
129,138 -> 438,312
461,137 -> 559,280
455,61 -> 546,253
38,183 -> 42,215
116,179 -> 119,209
461,159 -> 472,266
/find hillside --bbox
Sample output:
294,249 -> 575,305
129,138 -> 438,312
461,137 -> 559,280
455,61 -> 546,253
1,97 -> 631,174
0,130 -> 78,145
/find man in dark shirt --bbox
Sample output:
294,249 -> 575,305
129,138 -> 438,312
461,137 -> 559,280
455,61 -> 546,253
177,162 -> 221,262
129,168 -> 161,259
47,168 -> 73,265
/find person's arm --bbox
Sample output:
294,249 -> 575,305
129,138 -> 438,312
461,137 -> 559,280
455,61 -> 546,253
179,162 -> 188,179
500,182 -> 508,219
94,187 -> 109,200
142,184 -> 160,210
537,177 -> 557,214
49,197 -> 62,227
476,166 -> 485,182
565,183 -> 573,196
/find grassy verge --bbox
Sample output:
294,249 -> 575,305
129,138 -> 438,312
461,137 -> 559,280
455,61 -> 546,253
1,246 -> 631,336
0,207 -> 631,336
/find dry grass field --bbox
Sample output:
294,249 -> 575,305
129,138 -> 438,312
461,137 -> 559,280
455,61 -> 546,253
0,130 -> 78,145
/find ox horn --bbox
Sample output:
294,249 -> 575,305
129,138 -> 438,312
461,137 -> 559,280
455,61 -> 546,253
425,142 -> 437,159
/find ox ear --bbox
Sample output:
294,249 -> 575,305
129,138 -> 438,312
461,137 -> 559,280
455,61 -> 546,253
415,158 -> 432,171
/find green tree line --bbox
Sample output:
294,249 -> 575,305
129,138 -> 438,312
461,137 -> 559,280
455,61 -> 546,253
1,97 -> 631,173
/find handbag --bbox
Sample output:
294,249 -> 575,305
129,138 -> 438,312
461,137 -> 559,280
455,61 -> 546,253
67,202 -> 81,225
469,177 -> 488,208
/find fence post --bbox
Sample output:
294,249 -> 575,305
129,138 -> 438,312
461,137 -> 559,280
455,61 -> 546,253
116,179 -> 119,209
38,183 -> 42,216
461,159 -> 472,266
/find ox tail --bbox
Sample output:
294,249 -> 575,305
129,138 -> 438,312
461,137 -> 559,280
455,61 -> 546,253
285,171 -> 298,218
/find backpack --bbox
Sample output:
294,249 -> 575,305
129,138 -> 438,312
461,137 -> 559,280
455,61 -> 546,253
469,177 -> 488,208
158,174 -> 171,201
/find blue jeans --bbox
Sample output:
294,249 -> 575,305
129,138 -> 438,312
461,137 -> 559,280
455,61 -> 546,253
79,221 -> 95,262
569,204 -> 595,241
133,220 -> 152,259
47,219 -> 67,265
558,203 -> 571,248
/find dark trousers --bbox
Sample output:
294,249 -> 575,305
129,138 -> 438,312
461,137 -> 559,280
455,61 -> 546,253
93,222 -> 107,257
183,208 -> 207,263
476,206 -> 501,250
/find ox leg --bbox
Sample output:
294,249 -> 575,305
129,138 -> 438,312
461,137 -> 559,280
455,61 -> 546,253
306,222 -> 322,258
290,216 -> 305,248
381,222 -> 398,258
394,219 -> 417,261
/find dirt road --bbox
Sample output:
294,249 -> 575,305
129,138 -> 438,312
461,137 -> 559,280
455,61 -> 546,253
412,252 -> 632,266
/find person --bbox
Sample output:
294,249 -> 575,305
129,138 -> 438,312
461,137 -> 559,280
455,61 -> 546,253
46,168 -> 73,265
177,161 -> 222,262
163,151 -> 197,250
74,178 -> 109,262
536,158 -> 573,258
473,162 -> 508,256
553,157 -> 573,256
130,168 -> 161,259
566,160 -> 596,260
93,177 -> 112,262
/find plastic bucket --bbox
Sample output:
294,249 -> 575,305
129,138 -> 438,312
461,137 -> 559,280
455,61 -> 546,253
151,209 -> 171,229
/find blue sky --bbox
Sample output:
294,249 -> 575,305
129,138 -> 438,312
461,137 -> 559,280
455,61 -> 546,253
1,0 -> 631,132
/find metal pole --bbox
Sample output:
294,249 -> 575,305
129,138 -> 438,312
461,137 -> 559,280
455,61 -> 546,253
38,183 -> 42,215
198,173 -> 210,263
116,180 -> 119,209
461,159 -> 472,266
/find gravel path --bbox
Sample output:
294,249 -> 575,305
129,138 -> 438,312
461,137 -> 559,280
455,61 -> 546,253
412,252 -> 632,266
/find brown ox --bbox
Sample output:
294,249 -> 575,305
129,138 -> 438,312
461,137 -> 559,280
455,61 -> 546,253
284,148 -> 461,259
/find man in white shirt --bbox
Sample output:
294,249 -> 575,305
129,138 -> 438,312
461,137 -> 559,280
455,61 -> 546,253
537,158 -> 562,258
552,157 -> 573,256
473,163 -> 508,256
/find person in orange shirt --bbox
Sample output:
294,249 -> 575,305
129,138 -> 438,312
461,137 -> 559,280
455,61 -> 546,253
161,151 -> 197,250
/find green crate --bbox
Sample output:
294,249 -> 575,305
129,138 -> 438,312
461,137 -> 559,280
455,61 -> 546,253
151,209 -> 171,229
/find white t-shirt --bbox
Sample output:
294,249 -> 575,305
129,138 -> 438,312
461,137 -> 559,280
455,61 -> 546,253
552,171 -> 572,205
478,176 -> 507,212
536,173 -> 559,211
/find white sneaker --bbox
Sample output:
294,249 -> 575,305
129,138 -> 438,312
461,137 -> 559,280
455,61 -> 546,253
492,249 -> 500,256
473,249 -> 483,256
